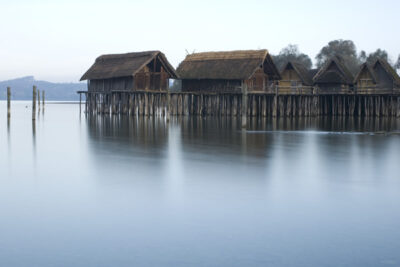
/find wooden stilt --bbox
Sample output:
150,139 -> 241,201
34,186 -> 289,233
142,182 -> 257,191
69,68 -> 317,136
32,86 -> 37,121
7,87 -> 11,118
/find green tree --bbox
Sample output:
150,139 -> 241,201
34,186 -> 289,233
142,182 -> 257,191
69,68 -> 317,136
272,44 -> 312,71
315,39 -> 360,74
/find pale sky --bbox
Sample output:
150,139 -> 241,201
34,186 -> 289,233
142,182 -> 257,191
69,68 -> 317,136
0,0 -> 399,82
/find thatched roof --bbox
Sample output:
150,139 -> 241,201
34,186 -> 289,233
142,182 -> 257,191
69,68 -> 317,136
313,56 -> 354,84
372,59 -> 400,85
308,69 -> 319,79
81,51 -> 177,81
353,63 -> 377,84
280,61 -> 313,85
176,50 -> 281,80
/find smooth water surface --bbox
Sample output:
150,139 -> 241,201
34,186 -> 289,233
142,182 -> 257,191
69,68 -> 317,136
1,101 -> 400,267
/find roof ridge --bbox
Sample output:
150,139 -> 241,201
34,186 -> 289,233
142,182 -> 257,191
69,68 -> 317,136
97,51 -> 160,61
185,49 -> 268,61
314,56 -> 353,84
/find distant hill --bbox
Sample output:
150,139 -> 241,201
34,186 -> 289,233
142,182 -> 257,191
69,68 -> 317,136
0,76 -> 86,101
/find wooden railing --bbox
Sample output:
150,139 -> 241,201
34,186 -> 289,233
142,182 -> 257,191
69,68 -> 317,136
276,86 -> 314,95
354,86 -> 400,95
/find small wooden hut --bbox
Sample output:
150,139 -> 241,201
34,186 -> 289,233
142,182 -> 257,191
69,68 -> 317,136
279,61 -> 314,88
354,59 -> 400,91
313,56 -> 354,92
80,51 -> 178,92
176,50 -> 281,93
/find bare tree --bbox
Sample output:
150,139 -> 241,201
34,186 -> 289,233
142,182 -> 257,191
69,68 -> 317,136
272,44 -> 312,71
363,49 -> 390,65
395,55 -> 400,70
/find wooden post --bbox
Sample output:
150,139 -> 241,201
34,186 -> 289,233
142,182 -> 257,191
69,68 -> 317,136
241,81 -> 248,128
79,93 -> 82,113
272,84 -> 278,117
42,91 -> 45,108
85,93 -> 88,114
167,90 -> 171,122
7,87 -> 11,118
37,90 -> 40,109
32,86 -> 37,120
111,93 -> 116,114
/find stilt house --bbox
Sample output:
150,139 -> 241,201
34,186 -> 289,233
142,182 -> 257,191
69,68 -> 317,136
354,59 -> 400,91
80,51 -> 178,92
176,50 -> 281,93
313,56 -> 354,92
371,59 -> 400,89
279,61 -> 314,88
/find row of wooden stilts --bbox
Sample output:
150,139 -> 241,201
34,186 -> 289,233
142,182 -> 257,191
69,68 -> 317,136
82,92 -> 400,118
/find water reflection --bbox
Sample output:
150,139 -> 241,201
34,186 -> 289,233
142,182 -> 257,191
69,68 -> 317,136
85,115 -> 400,163
86,115 -> 168,151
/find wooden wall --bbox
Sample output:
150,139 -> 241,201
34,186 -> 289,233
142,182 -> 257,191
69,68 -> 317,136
181,67 -> 271,93
88,77 -> 134,92
182,79 -> 242,93
246,68 -> 270,92
279,68 -> 302,87
355,68 -> 376,89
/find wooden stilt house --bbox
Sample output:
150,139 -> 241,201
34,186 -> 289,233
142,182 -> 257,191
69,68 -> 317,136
313,56 -> 354,93
354,59 -> 400,92
176,50 -> 281,93
80,51 -> 178,92
278,61 -> 315,93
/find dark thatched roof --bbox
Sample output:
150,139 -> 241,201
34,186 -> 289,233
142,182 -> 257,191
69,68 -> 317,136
80,51 -> 177,81
353,63 -> 377,84
308,69 -> 319,79
313,56 -> 354,84
280,61 -> 313,85
372,59 -> 400,85
176,50 -> 281,80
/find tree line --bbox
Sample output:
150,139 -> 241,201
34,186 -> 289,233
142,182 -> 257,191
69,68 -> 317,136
272,39 -> 400,75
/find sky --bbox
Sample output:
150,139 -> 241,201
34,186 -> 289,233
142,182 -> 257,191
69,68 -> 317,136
0,0 -> 399,82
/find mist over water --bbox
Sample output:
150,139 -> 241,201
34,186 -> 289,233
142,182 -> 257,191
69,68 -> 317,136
1,101 -> 400,267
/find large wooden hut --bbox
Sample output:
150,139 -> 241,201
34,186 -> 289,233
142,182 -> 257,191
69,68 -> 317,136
176,50 -> 281,93
80,51 -> 178,92
313,56 -> 354,92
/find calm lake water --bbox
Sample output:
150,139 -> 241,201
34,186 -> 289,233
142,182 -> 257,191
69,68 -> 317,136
1,101 -> 400,267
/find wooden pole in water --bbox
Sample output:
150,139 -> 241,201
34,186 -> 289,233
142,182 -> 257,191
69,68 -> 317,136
42,90 -> 45,107
32,86 -> 37,120
167,90 -> 171,122
241,81 -> 248,128
37,90 -> 40,109
7,87 -> 11,118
